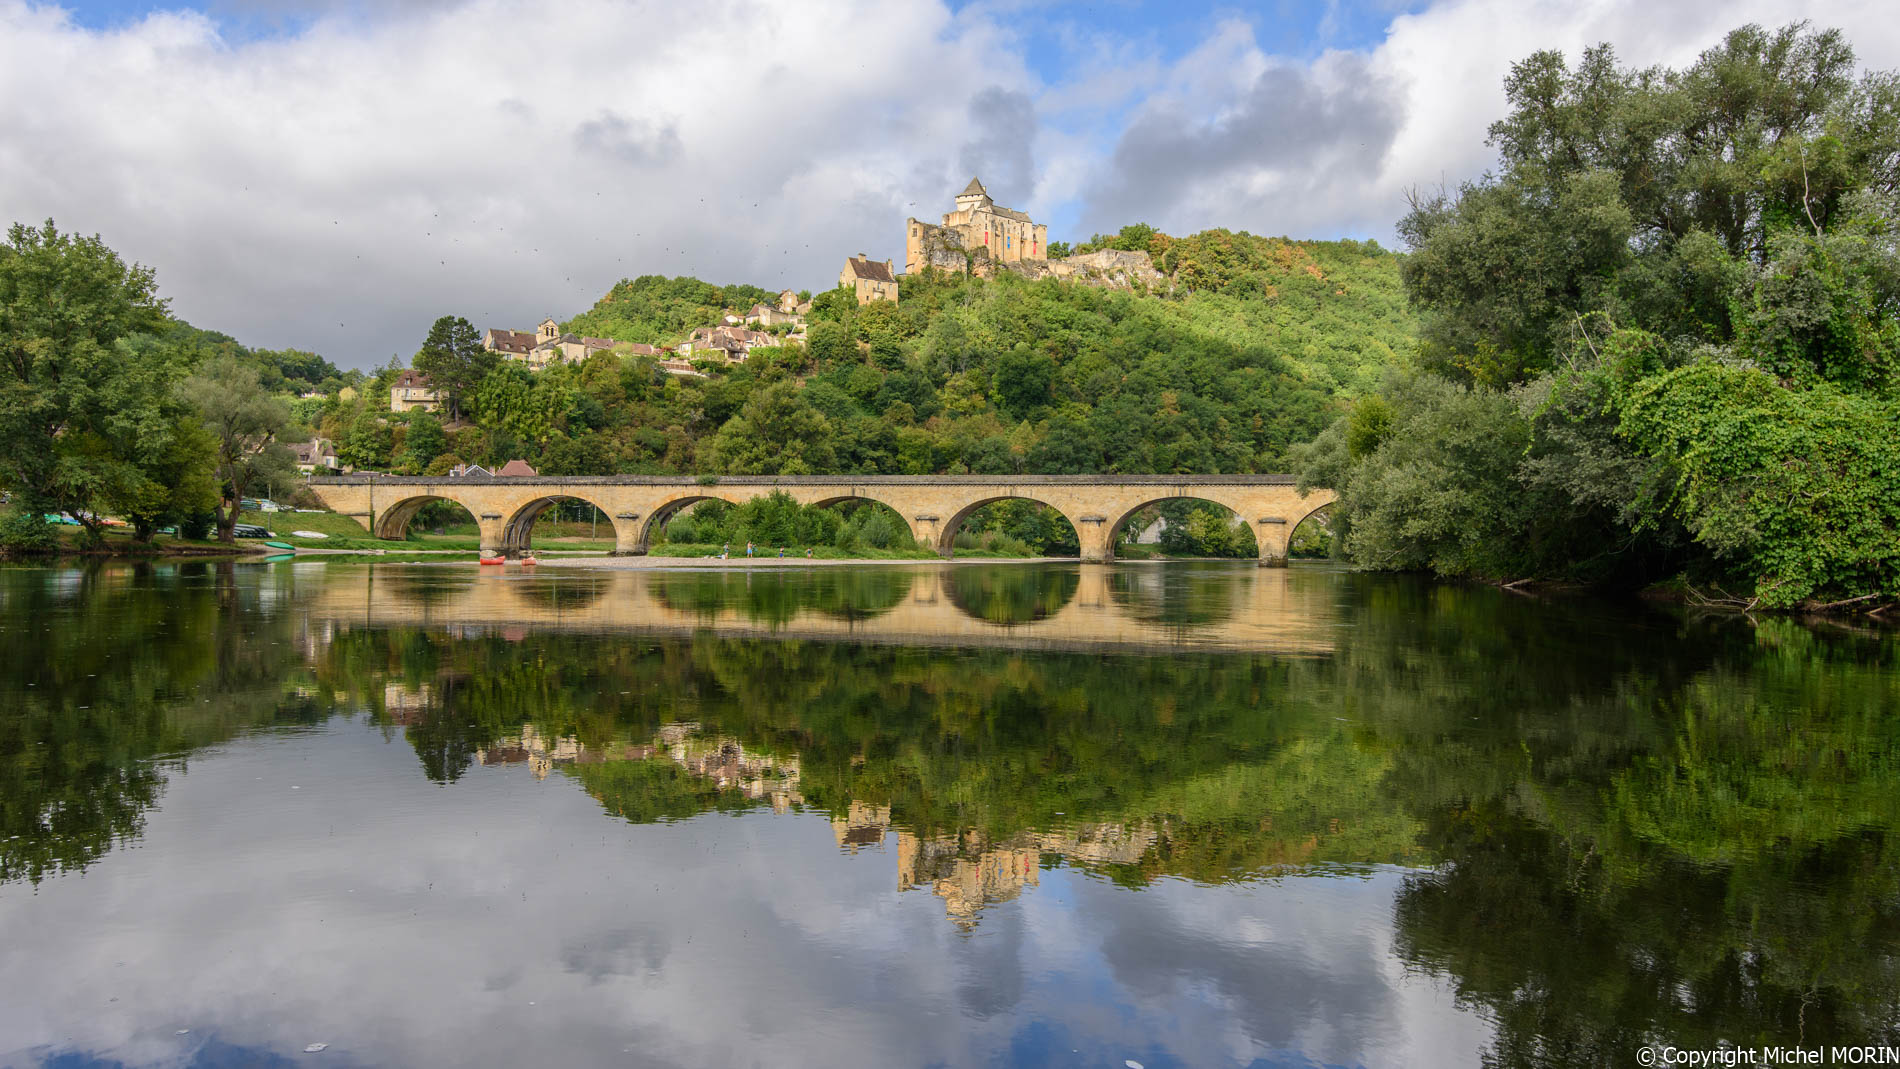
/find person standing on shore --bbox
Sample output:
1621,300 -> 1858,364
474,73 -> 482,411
721,542 -> 729,560
746,541 -> 754,558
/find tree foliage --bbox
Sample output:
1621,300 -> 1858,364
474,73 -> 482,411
0,220 -> 169,539
178,356 -> 296,542
1305,22 -> 1900,608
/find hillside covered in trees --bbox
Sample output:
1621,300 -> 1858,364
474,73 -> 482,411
325,230 -> 1410,481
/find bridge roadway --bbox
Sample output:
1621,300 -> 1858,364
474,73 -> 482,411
306,474 -> 1336,564
301,562 -> 1340,656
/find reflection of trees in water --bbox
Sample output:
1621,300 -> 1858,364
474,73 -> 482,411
1396,813 -> 1900,1060
573,758 -> 765,823
328,581 -> 1900,1047
0,566 -> 324,885
649,569 -> 913,625
369,566 -> 477,609
804,569 -> 912,621
944,566 -> 1079,625
1106,564 -> 1239,628
13,562 -> 1900,1048
511,570 -> 611,614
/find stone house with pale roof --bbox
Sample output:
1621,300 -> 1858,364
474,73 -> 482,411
840,255 -> 899,305
389,369 -> 441,413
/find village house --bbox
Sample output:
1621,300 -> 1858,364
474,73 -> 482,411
483,318 -> 623,370
290,438 -> 339,473
389,369 -> 441,413
658,357 -> 707,378
677,325 -> 781,363
840,255 -> 899,305
745,289 -> 810,330
905,177 -> 1047,276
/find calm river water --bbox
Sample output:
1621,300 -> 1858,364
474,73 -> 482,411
0,559 -> 1895,1068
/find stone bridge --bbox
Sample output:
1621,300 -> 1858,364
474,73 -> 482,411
305,474 -> 1335,564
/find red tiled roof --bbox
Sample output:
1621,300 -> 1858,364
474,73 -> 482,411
497,459 -> 538,477
394,369 -> 433,388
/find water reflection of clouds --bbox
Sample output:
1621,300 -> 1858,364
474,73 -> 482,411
0,723 -> 1491,1069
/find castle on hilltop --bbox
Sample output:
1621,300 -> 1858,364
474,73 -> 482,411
906,177 -> 1048,276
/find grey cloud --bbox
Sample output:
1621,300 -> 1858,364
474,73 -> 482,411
1081,54 -> 1404,234
957,87 -> 1038,206
575,112 -> 683,166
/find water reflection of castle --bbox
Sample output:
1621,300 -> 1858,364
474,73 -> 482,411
831,801 -> 1157,928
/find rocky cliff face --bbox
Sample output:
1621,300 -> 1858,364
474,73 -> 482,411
1005,249 -> 1168,291
910,237 -> 1170,293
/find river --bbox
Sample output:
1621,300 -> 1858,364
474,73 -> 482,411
0,558 -> 1895,1067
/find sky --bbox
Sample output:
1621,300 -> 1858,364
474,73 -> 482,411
4,0 -> 1898,369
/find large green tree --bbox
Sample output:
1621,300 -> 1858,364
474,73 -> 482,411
411,315 -> 494,420
0,220 -> 169,537
178,356 -> 296,542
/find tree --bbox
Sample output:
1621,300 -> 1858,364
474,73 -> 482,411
177,356 -> 295,542
704,382 -> 836,474
411,315 -> 495,420
112,415 -> 219,542
0,220 -> 169,534
992,347 -> 1054,419
397,411 -> 448,474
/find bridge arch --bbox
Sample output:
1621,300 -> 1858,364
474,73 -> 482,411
636,492 -> 737,554
937,495 -> 1084,559
1108,496 -> 1260,562
372,494 -> 482,542
500,494 -> 625,557
1286,500 -> 1337,560
1104,490 -> 1335,567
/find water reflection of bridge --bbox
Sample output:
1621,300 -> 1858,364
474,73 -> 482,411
303,562 -> 1340,655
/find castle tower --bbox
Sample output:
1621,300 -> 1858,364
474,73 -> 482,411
954,176 -> 992,212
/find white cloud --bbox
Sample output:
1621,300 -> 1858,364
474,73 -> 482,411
0,0 -> 1033,365
3,0 -> 1897,367
1078,0 -> 1900,241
